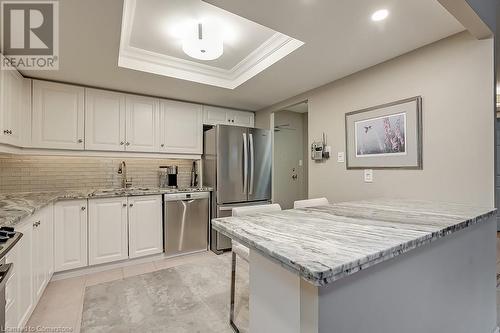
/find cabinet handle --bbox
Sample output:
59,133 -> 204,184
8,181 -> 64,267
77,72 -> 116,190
77,139 -> 83,143
120,141 -> 124,145
81,206 -> 86,211
126,142 -> 130,146
232,119 -> 235,123
3,130 -> 7,134
160,144 -> 165,147
129,203 -> 133,207
8,130 -> 12,134
122,203 -> 127,207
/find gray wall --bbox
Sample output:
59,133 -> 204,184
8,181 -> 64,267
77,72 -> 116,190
257,32 -> 495,207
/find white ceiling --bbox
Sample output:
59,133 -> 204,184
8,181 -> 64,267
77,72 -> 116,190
129,0 -> 275,70
119,0 -> 304,88
14,0 -> 464,111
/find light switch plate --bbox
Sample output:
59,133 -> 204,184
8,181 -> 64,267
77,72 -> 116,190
364,169 -> 373,182
299,159 -> 303,166
337,152 -> 345,163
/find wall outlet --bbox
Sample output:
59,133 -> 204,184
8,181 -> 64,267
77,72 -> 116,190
337,152 -> 345,163
364,169 -> 373,183
299,159 -> 303,167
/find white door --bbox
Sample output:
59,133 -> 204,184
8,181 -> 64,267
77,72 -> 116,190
128,195 -> 163,258
203,105 -> 229,125
85,88 -> 126,151
45,204 -> 55,278
88,197 -> 128,265
125,95 -> 158,152
31,211 -> 47,301
159,100 -> 202,154
232,110 -> 255,127
5,244 -> 18,330
15,221 -> 33,328
32,80 -> 85,150
54,200 -> 88,272
1,68 -> 23,145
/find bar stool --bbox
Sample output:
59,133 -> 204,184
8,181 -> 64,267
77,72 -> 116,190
229,203 -> 282,332
293,197 -> 329,209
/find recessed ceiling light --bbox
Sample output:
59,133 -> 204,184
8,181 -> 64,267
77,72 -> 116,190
371,9 -> 389,22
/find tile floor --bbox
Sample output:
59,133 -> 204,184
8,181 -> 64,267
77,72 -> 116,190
26,235 -> 500,331
27,251 -> 226,332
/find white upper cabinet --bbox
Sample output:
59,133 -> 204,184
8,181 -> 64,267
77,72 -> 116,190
32,80 -> 85,150
54,200 -> 88,272
232,110 -> 254,127
0,59 -> 27,146
203,105 -> 228,125
125,95 -> 159,152
128,195 -> 163,258
203,105 -> 254,127
159,100 -> 202,154
85,88 -> 126,151
88,197 -> 129,265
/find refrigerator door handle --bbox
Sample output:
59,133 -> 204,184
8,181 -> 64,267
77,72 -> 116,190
249,133 -> 255,195
243,132 -> 248,194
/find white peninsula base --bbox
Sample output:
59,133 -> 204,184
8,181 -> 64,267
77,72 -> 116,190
249,217 -> 497,333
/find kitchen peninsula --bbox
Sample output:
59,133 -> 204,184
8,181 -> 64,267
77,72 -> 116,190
212,199 -> 497,333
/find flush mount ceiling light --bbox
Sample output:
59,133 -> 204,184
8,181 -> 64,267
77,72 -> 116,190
182,22 -> 223,61
118,0 -> 304,89
371,9 -> 389,21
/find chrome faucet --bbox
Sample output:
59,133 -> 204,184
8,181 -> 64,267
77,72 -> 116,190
117,161 -> 133,188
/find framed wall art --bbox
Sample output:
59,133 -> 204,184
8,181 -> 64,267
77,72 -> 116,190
345,96 -> 422,169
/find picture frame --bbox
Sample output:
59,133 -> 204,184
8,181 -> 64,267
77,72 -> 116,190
345,96 -> 422,169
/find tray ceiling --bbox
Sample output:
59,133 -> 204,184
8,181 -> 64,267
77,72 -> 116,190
119,0 -> 304,89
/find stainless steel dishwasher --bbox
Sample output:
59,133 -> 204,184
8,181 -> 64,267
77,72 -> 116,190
164,192 -> 210,256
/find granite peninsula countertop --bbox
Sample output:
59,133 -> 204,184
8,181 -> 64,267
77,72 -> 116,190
0,187 -> 212,228
212,199 -> 496,287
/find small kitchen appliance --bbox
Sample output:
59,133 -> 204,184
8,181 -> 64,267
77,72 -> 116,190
159,165 -> 178,188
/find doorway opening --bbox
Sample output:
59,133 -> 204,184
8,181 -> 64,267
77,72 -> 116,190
272,101 -> 308,209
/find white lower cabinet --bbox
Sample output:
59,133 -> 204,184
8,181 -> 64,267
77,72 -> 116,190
54,200 -> 88,272
128,195 -> 163,258
8,205 -> 53,330
88,197 -> 129,265
5,194 -> 165,328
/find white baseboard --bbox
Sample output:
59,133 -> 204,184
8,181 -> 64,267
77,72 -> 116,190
51,249 -> 208,281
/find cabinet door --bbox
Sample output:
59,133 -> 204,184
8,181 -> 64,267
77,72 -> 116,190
54,200 -> 88,272
32,80 -> 85,150
85,88 -> 126,151
0,59 -> 24,146
128,195 -> 163,258
202,105 -> 229,125
125,95 -> 158,152
15,222 -> 33,329
88,197 -> 128,265
32,211 -> 46,301
2,68 -> 23,145
5,244 -> 18,330
159,100 -> 202,154
45,204 -> 54,279
232,110 -> 255,127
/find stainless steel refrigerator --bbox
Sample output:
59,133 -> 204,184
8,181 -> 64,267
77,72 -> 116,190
203,125 -> 272,254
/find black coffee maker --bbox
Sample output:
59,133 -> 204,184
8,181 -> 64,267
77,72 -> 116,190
159,165 -> 178,188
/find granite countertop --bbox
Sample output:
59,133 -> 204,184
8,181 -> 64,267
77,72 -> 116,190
212,199 -> 496,287
0,187 -> 212,228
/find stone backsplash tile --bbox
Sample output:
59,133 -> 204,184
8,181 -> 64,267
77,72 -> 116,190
0,154 -> 198,193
